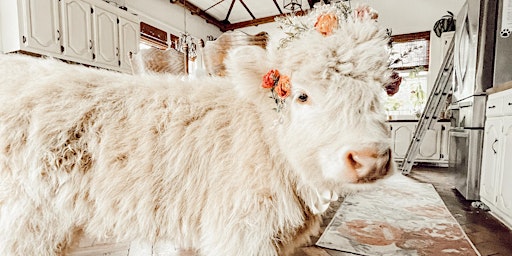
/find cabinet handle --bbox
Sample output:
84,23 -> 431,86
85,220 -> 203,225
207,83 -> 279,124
488,105 -> 496,109
89,40 -> 93,50
492,139 -> 498,154
57,30 -> 60,41
508,102 -> 512,106
116,47 -> 119,56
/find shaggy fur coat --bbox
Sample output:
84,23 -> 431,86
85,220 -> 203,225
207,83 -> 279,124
0,4 -> 393,255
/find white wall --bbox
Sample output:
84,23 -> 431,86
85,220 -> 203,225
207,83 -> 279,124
0,6 -> 3,52
238,0 -> 465,37
125,0 -> 222,43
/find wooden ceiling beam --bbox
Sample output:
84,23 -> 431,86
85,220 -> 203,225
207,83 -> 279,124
170,0 -> 226,31
224,0 -> 237,22
171,0 -> 312,32
272,0 -> 283,14
224,10 -> 306,31
239,0 -> 256,19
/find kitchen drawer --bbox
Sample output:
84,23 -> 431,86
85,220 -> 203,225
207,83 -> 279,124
486,94 -> 503,117
503,90 -> 512,116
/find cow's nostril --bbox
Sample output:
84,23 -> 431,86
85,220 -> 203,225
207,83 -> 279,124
344,147 -> 391,183
346,152 -> 362,170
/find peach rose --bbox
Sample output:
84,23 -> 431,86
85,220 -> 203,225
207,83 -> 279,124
262,69 -> 280,89
275,75 -> 291,99
315,13 -> 338,36
354,5 -> 379,20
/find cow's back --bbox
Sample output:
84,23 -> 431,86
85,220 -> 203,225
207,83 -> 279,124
0,54 -> 306,255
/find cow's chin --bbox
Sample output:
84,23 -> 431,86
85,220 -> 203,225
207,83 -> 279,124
336,162 -> 397,196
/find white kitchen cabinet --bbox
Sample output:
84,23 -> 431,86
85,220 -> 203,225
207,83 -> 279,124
0,0 -> 61,55
1,0 -> 139,73
480,118 -> 501,202
388,121 -> 450,165
497,117 -> 512,220
118,17 -> 140,72
93,5 -> 119,67
61,0 -> 93,61
480,88 -> 512,229
390,122 -> 415,160
418,124 -> 442,160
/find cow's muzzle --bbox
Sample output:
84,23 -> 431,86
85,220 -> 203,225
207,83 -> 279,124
344,146 -> 393,183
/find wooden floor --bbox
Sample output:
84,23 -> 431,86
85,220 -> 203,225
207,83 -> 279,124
409,166 -> 512,256
295,166 -> 512,256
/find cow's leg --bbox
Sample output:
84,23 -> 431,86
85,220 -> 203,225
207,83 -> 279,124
0,186 -> 78,255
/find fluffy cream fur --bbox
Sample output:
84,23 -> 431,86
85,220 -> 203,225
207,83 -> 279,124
0,7 -> 395,256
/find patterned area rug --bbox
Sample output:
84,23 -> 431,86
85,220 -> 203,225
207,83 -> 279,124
316,175 -> 480,256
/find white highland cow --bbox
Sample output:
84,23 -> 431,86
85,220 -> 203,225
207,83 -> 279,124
0,3 -> 395,256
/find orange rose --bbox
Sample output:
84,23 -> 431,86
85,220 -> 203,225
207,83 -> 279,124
275,75 -> 291,99
315,13 -> 338,36
262,69 -> 280,89
354,5 -> 379,20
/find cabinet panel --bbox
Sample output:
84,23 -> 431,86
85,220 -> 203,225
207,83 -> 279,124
61,0 -> 93,60
23,0 -> 61,54
93,6 -> 118,66
418,128 -> 441,159
481,118 -> 501,203
391,124 -> 415,159
119,17 -> 139,72
497,117 -> 512,219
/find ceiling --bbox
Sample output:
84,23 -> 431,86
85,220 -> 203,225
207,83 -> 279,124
171,0 -> 328,31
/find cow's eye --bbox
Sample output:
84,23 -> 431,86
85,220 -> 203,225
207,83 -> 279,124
297,93 -> 308,103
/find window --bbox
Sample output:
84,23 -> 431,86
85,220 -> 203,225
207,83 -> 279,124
389,31 -> 430,70
385,68 -> 428,119
140,22 -> 168,49
386,32 -> 431,119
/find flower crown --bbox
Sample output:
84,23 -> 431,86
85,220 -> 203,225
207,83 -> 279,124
261,69 -> 291,112
261,3 -> 381,112
276,2 -> 378,48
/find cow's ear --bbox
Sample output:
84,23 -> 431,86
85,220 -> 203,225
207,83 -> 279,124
225,46 -> 271,99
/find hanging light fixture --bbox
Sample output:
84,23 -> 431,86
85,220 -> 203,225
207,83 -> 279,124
283,0 -> 302,11
176,0 -> 197,74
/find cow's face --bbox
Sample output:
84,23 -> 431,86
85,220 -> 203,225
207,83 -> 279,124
275,71 -> 394,194
226,4 -> 395,195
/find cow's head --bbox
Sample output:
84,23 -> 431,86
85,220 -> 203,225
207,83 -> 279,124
225,3 -> 395,209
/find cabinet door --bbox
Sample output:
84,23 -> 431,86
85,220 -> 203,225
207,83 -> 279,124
391,123 -> 415,159
418,124 -> 442,160
119,17 -> 139,72
61,0 -> 93,60
93,5 -> 119,67
480,118 -> 501,203
21,0 -> 61,54
497,116 -> 512,218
